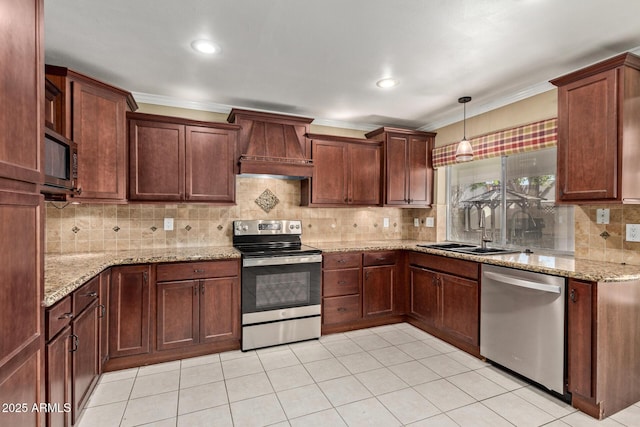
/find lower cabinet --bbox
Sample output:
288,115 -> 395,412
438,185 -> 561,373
46,325 -> 72,427
71,299 -> 99,424
322,252 -> 362,326
109,265 -> 151,358
156,261 -> 240,351
363,251 -> 398,317
407,252 -> 480,353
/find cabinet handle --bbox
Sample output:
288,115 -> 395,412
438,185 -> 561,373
74,187 -> 83,195
337,259 -> 347,264
344,198 -> 348,203
570,288 -> 576,303
337,280 -> 347,285
83,291 -> 98,298
70,334 -> 79,352
143,272 -> 148,283
98,304 -> 106,318
348,198 -> 353,203
194,269 -> 205,273
365,271 -> 370,280
58,312 -> 74,320
201,284 -> 205,294
337,307 -> 347,312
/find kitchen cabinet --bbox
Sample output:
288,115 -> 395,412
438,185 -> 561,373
0,2 -> 44,426
109,265 -> 151,359
551,52 -> 640,203
301,134 -> 382,206
566,278 -> 640,419
45,297 -> 73,427
365,127 -> 436,207
322,252 -> 362,327
363,251 -> 397,317
99,270 -> 110,370
156,261 -> 240,351
45,65 -> 137,202
128,113 -> 239,203
407,252 -> 479,354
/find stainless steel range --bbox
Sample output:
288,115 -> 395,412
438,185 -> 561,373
233,219 -> 322,351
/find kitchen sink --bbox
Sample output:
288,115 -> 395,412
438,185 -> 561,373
416,243 -> 521,256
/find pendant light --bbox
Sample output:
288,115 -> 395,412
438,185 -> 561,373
455,96 -> 474,162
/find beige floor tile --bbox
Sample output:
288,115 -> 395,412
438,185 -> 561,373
99,368 -> 138,384
405,413 -> 460,427
337,351 -> 384,374
419,354 -> 470,377
337,397 -> 402,427
179,362 -> 223,389
322,339 -> 364,357
130,370 -> 180,399
225,372 -> 274,402
266,364 -> 314,392
413,379 -> 475,412
377,330 -> 416,345
446,402 -> 513,427
177,380 -> 228,415
289,408 -> 347,427
483,392 -> 556,426
396,340 -> 441,359
229,394 -> 286,427
136,360 -> 181,377
86,378 -> 134,407
177,406 -> 233,427
180,353 -> 220,368
120,391 -> 178,427
304,358 -> 350,383
258,348 -> 301,371
446,371 -> 508,400
388,360 -> 441,386
475,366 -> 528,391
317,375 -> 372,406
221,354 -> 264,379
611,403 -> 640,426
355,367 -> 408,396
513,386 -> 576,419
76,401 -> 127,427
289,341 -> 333,363
350,334 -> 393,351
378,387 -> 441,424
276,383 -> 332,419
368,346 -> 413,366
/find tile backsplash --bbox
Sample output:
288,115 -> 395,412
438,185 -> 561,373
45,177 -> 437,254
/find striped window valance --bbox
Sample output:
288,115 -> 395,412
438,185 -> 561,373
432,118 -> 557,168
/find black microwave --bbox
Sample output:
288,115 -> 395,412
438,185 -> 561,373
43,127 -> 78,195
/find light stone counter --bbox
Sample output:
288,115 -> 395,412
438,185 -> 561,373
44,246 -> 240,307
314,240 -> 640,283
45,240 -> 640,307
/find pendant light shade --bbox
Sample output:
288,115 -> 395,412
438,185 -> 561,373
455,96 -> 474,162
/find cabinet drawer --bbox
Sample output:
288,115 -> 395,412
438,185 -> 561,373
73,275 -> 100,317
157,260 -> 239,282
363,250 -> 397,266
409,252 -> 479,280
323,269 -> 360,297
323,295 -> 361,325
46,296 -> 72,341
323,252 -> 361,270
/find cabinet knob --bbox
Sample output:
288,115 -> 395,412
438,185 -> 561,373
337,259 -> 347,264
344,198 -> 348,202
570,288 -> 576,303
84,291 -> 98,298
194,269 -> 205,273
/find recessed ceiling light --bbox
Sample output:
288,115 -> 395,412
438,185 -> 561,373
191,39 -> 220,54
376,78 -> 399,88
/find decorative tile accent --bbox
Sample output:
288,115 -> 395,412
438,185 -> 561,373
150,226 -> 157,232
185,225 -> 192,231
71,226 -> 80,234
113,226 -> 120,232
255,189 -> 279,213
217,225 -> 223,231
600,231 -> 610,240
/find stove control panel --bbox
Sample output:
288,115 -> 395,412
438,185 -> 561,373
233,219 -> 302,236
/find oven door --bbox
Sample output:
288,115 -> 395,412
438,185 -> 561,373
241,254 -> 321,323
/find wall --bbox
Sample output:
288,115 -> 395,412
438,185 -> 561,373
45,177 -> 431,253
44,102 -> 434,253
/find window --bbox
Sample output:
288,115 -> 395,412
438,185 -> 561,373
446,147 -> 574,253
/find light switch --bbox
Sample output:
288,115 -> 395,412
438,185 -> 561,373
164,218 -> 174,231
414,218 -> 420,227
383,217 -> 390,228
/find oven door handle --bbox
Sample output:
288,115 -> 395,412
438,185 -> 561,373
243,254 -> 323,267
484,271 -> 561,294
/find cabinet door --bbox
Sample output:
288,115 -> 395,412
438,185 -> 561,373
349,144 -> 381,205
71,80 -> 127,200
0,348 -> 43,427
99,270 -> 110,370
363,265 -> 394,317
185,126 -> 236,202
409,266 -> 439,326
200,277 -> 240,343
109,265 -> 151,358
156,280 -> 199,351
557,69 -> 618,201
439,273 -> 478,346
71,300 -> 99,424
385,135 -> 409,205
567,279 -> 594,398
408,136 -> 432,206
0,0 -> 42,185
46,326 -> 72,427
129,119 -> 185,201
311,140 -> 348,204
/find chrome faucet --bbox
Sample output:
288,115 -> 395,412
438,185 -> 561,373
478,209 -> 493,249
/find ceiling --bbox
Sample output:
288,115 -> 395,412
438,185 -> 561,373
44,0 -> 640,131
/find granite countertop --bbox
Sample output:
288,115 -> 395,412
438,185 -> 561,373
314,239 -> 640,283
44,246 -> 240,307
45,240 -> 640,307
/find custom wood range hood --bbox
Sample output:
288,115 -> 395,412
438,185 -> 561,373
227,109 -> 314,178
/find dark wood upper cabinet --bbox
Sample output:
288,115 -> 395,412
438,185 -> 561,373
0,0 -> 43,186
128,113 -> 239,203
301,134 -> 382,206
365,127 -> 435,207
45,65 -> 137,202
551,52 -> 640,203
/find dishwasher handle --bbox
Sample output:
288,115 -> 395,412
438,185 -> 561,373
484,271 -> 561,294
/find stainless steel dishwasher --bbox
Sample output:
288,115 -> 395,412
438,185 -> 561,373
480,264 -> 566,394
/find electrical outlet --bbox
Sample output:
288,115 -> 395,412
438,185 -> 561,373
163,217 -> 174,231
413,218 -> 420,227
425,217 -> 435,228
596,208 -> 610,224
383,217 -> 390,228
626,224 -> 640,242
